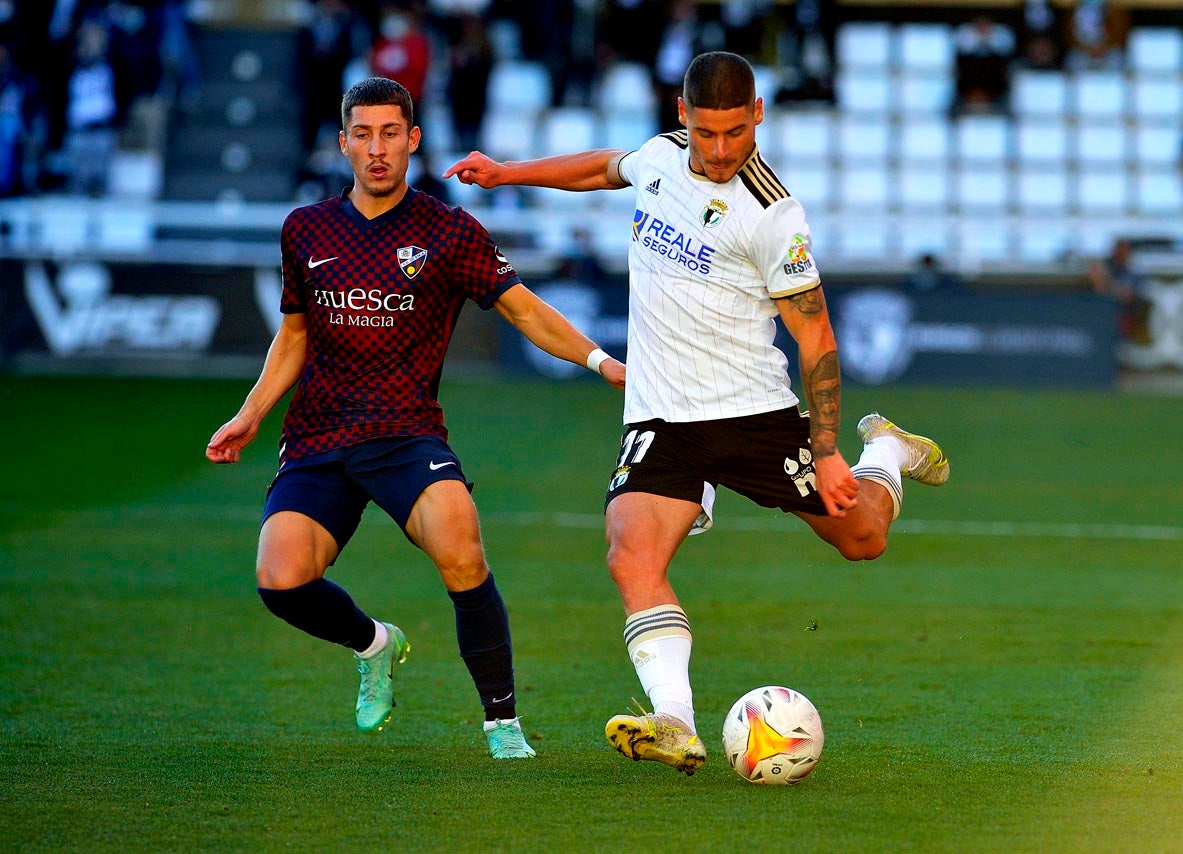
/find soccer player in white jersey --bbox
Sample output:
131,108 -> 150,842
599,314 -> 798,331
445,51 -> 949,775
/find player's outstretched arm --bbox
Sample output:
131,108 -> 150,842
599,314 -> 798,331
493,284 -> 625,388
205,313 -> 308,463
443,149 -> 630,192
776,287 -> 859,517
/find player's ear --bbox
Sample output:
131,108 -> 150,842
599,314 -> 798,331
754,96 -> 764,126
409,125 -> 422,153
339,129 -> 347,155
677,97 -> 687,128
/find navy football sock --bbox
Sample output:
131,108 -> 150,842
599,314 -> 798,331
448,573 -> 516,721
258,578 -> 376,653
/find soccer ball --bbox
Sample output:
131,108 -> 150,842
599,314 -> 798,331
721,686 -> 824,784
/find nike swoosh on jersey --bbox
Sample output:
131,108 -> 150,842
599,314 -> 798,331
308,256 -> 339,268
428,460 -> 457,470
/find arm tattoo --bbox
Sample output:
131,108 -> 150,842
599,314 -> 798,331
806,350 -> 841,458
787,288 -> 825,315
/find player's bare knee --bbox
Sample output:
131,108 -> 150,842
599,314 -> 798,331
836,532 -> 887,562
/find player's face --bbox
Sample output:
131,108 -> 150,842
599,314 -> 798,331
679,97 -> 764,184
340,104 -> 421,199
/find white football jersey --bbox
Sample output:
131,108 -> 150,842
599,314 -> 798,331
616,130 -> 822,424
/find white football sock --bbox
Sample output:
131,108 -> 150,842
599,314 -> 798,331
624,604 -> 696,732
357,619 -> 388,658
851,439 -> 904,520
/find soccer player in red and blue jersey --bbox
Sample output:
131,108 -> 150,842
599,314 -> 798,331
206,77 -> 625,758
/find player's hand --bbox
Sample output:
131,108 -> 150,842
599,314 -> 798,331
598,358 -> 626,390
442,151 -> 504,188
814,452 -> 859,518
205,415 -> 258,464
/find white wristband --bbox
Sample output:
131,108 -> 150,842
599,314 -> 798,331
585,348 -> 610,375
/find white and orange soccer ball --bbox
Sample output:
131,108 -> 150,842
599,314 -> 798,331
721,686 -> 824,784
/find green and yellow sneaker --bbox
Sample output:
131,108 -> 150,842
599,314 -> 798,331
606,711 -> 706,776
355,622 -> 409,733
484,717 -> 537,759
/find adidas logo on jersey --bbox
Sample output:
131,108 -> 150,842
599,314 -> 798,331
645,178 -> 661,196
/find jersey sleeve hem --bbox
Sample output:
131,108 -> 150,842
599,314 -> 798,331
477,276 -> 523,310
768,279 -> 821,300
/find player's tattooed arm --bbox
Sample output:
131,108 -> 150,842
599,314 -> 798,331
776,286 -> 842,459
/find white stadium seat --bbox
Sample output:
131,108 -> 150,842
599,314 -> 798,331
839,165 -> 891,208
1133,78 -> 1183,120
1072,71 -> 1127,118
597,62 -> 657,113
898,164 -> 951,210
487,61 -> 551,112
837,116 -> 891,161
899,73 -> 954,114
954,165 -> 1009,209
836,22 -> 894,69
1134,125 -> 1181,165
1075,124 -> 1129,164
1136,170 -> 1183,213
776,110 -> 834,160
955,115 -> 1011,162
1017,167 -> 1070,212
782,163 -> 833,210
1016,119 -> 1069,163
1012,70 -> 1068,117
1077,168 -> 1131,213
538,108 -> 598,157
898,117 -> 950,162
1129,28 -> 1183,74
898,24 -> 954,71
836,68 -> 892,113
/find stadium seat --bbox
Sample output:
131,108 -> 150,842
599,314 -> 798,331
1133,78 -> 1183,120
839,165 -> 891,208
488,61 -> 552,112
1135,170 -> 1183,213
1016,119 -> 1070,164
1071,71 -> 1127,119
836,22 -> 894,69
752,65 -> 780,103
1017,167 -> 1070,212
1074,124 -> 1129,165
1077,168 -> 1131,213
898,24 -> 954,71
954,165 -> 1009,210
603,112 -> 658,152
98,205 -> 152,252
836,68 -> 892,113
597,62 -> 657,114
956,218 -> 1010,263
837,116 -> 891,161
782,163 -> 833,210
1017,222 -> 1071,263
898,164 -> 951,210
1134,125 -> 1181,165
836,218 -> 890,258
898,217 -> 951,259
1011,70 -> 1068,118
776,110 -> 834,160
899,73 -> 955,114
1129,28 -> 1183,74
480,111 -> 537,160
538,108 -> 598,157
954,115 -> 1011,163
898,117 -> 950,162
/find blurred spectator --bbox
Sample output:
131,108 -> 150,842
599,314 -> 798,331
904,253 -> 963,293
718,0 -> 773,60
1088,238 -> 1150,344
64,19 -> 118,196
596,0 -> 663,68
158,0 -> 201,112
409,151 -> 451,203
654,0 -> 713,131
0,43 -> 31,197
297,0 -> 369,155
370,1 -> 431,105
774,0 -> 835,104
1066,0 -> 1128,71
1018,0 -> 1065,70
444,12 -> 492,152
953,15 -> 1015,115
105,1 -> 162,126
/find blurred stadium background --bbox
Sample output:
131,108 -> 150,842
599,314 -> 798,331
1,0 -> 1181,390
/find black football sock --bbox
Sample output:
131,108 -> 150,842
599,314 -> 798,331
448,573 -> 516,721
258,578 -> 376,653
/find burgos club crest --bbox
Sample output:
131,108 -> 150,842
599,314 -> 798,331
397,245 -> 428,279
701,199 -> 728,229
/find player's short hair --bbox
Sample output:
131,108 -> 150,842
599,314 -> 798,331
341,77 -> 415,130
683,51 -> 756,111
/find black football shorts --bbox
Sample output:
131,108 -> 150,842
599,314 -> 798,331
604,407 -> 828,532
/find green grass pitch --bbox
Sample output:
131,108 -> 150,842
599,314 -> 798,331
2,374 -> 1181,852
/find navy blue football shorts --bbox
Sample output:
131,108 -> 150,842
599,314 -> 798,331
262,435 -> 471,550
604,407 -> 827,534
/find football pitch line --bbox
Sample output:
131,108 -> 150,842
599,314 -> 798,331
12,504 -> 1178,542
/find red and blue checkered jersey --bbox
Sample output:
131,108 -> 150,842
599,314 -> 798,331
277,188 -> 520,461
